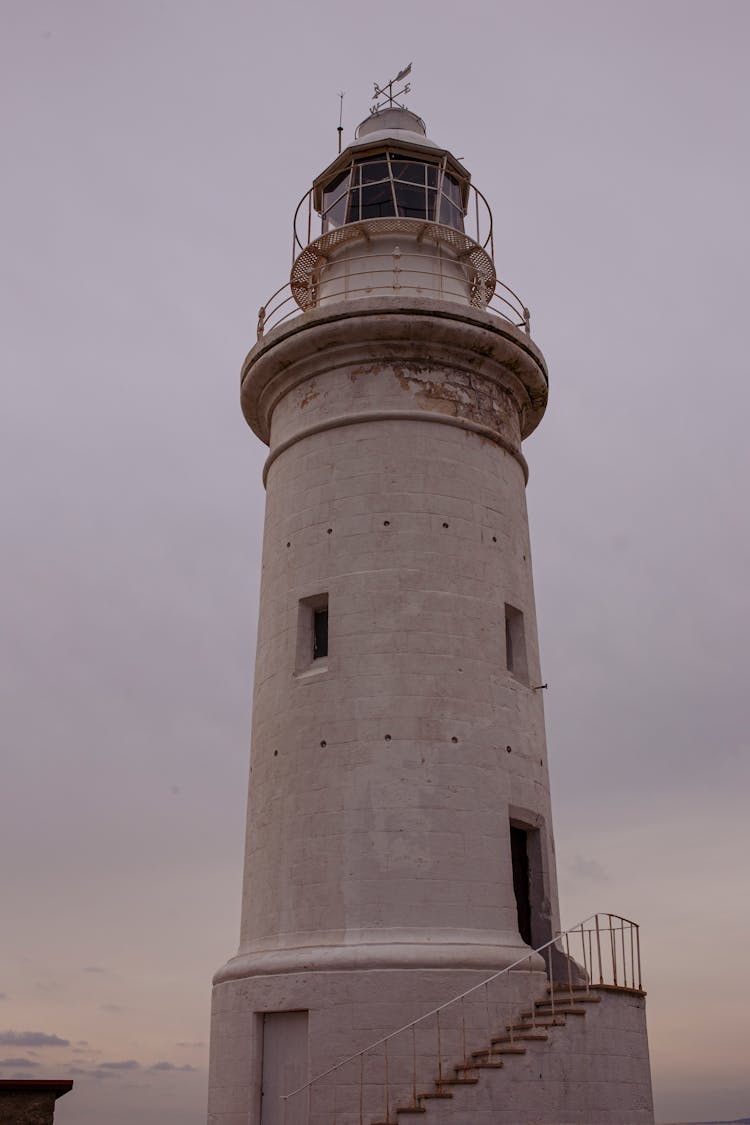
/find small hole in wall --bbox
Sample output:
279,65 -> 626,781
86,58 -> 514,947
273,750 -> 278,757
492,535 -> 497,543
327,528 -> 333,535
384,734 -> 391,742
523,554 -> 527,561
320,740 -> 327,748
286,541 -> 291,548
451,736 -> 458,744
506,745 -> 512,754
383,520 -> 390,527
539,758 -> 543,766
442,522 -> 449,529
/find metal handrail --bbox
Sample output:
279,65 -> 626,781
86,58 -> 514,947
280,912 -> 642,1120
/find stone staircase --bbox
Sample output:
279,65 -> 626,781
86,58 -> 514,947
372,986 -> 603,1124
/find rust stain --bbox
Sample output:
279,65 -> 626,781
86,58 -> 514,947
299,387 -> 320,409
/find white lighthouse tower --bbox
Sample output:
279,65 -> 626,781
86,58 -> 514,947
208,85 -> 653,1125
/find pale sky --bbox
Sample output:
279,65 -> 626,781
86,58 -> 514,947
1,2 -> 749,1123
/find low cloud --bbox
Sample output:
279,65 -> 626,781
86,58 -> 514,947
0,1058 -> 40,1068
569,854 -> 608,883
0,1031 -> 69,1047
82,966 -> 105,974
176,1041 -> 205,1048
99,1004 -> 125,1013
150,1061 -> 196,1072
98,1059 -> 140,1070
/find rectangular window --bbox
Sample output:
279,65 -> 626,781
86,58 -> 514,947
313,608 -> 328,660
504,603 -> 528,682
295,593 -> 329,673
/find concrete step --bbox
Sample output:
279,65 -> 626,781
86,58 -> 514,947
394,1106 -> 426,1115
521,1012 -> 584,1021
440,1076 -> 480,1086
548,987 -> 601,1002
417,1091 -> 453,1101
472,1045 -> 526,1058
492,1031 -> 549,1044
509,1017 -> 567,1029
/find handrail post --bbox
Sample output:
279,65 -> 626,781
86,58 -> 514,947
383,1038 -> 390,1124
435,1010 -> 443,1092
636,924 -> 642,990
565,931 -> 574,1004
359,1053 -> 364,1125
547,944 -> 555,1017
609,913 -> 618,988
257,306 -> 266,341
594,915 -> 604,985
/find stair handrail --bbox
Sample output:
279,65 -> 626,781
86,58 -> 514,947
281,910 -> 642,1111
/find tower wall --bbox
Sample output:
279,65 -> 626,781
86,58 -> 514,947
234,298 -> 555,974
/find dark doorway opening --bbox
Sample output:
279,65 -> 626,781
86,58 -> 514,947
510,825 -> 532,946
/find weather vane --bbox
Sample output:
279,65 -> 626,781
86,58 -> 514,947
370,63 -> 412,114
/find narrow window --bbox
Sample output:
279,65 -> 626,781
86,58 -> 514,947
295,593 -> 329,673
504,603 -> 528,682
313,607 -> 328,660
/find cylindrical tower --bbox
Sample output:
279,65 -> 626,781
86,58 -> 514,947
209,105 -> 634,1125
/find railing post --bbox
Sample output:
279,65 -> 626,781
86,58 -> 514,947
257,306 -> 266,341
359,1053 -> 364,1125
383,1038 -> 390,1124
636,924 -> 642,991
523,306 -> 531,335
565,931 -> 574,1004
594,915 -> 604,985
528,955 -> 535,1029
547,945 -> 555,1017
435,1010 -> 443,1092
411,1024 -> 417,1108
609,913 -> 618,988
621,920 -> 627,988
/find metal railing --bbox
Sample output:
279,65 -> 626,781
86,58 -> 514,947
280,913 -> 641,1125
256,250 -> 530,342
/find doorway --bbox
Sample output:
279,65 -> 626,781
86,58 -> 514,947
260,1011 -> 309,1125
510,825 -> 532,946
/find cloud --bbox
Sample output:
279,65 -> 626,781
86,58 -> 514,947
0,1058 -> 40,1068
71,1047 -> 101,1056
0,1031 -> 69,1047
150,1061 -> 196,1072
98,1059 -> 140,1070
568,854 -> 608,883
99,1004 -> 125,1013
176,1041 -> 205,1048
82,966 -> 105,973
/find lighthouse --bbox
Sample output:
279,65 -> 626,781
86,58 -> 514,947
208,85 -> 653,1125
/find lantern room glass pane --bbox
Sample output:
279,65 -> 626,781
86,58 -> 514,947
439,197 -> 464,231
390,159 -> 427,185
361,181 -> 395,219
442,173 -> 463,206
394,182 -> 427,219
359,159 -> 389,184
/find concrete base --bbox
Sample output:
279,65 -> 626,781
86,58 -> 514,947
208,963 -> 548,1124
207,970 -> 652,1125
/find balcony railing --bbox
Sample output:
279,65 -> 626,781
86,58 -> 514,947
256,249 -> 530,341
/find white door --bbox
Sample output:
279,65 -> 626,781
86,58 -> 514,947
260,1010 -> 309,1125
